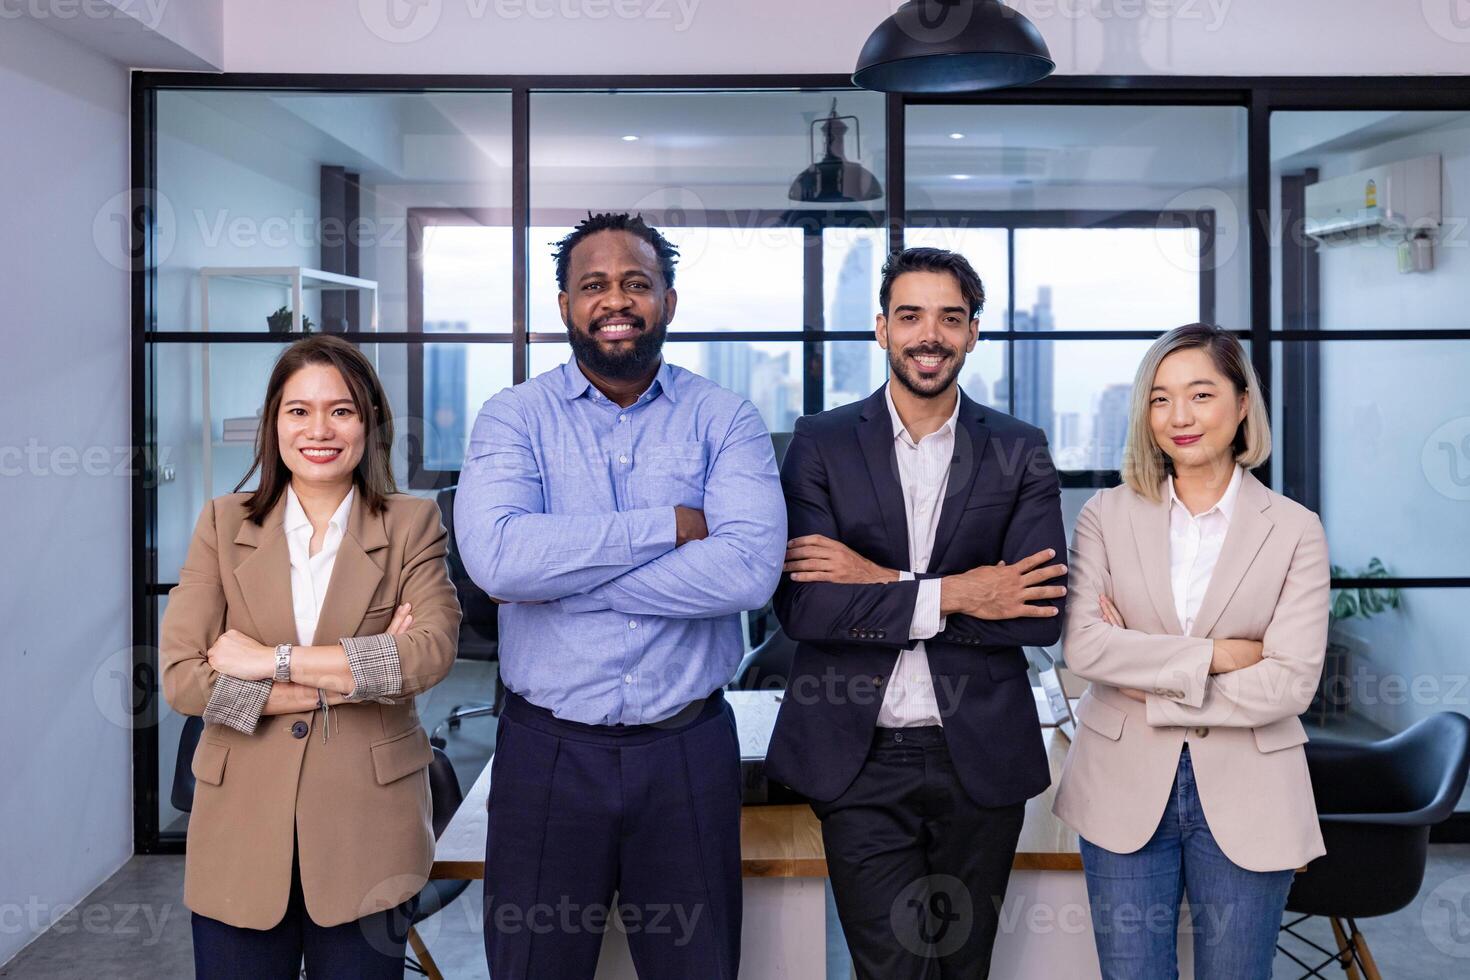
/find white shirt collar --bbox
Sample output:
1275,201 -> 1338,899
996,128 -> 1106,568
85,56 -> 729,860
885,383 -> 961,449
284,484 -> 355,538
1168,464 -> 1243,523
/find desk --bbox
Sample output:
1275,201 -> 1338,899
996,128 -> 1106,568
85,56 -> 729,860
428,690 -> 1144,978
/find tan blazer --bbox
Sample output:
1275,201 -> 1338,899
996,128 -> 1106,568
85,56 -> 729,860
1052,469 -> 1330,873
160,491 -> 461,929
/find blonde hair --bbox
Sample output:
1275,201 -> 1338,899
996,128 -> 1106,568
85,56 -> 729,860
1121,323 -> 1270,501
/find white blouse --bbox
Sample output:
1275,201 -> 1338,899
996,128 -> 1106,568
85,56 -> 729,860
283,485 -> 355,647
1166,464 -> 1243,635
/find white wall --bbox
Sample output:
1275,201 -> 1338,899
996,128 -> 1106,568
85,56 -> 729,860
222,0 -> 1470,76
0,16 -> 133,969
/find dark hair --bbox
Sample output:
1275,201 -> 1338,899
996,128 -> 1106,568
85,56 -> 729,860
551,212 -> 680,292
236,335 -> 397,524
878,247 -> 986,320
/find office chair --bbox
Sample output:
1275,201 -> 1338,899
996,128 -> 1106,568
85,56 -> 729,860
1276,711 -> 1470,980
172,721 -> 469,980
404,747 -> 468,980
731,624 -> 796,691
430,485 -> 504,748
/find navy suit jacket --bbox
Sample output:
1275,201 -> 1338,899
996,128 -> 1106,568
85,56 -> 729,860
765,385 -> 1066,807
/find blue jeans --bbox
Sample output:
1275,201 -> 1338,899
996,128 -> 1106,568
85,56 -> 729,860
1079,745 -> 1295,980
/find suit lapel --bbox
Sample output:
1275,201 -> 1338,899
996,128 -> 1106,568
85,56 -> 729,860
232,495 -> 297,646
856,386 -> 910,570
312,492 -> 388,647
1129,488 -> 1186,636
1188,471 -> 1274,638
927,392 -> 989,573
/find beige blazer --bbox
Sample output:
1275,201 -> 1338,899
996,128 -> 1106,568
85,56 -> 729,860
1052,469 -> 1330,873
160,491 -> 461,929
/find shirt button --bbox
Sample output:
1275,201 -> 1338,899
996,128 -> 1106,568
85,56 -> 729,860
628,620 -> 638,630
1194,727 -> 1210,738
624,674 -> 633,684
618,415 -> 627,423
619,454 -> 628,464
290,721 -> 308,739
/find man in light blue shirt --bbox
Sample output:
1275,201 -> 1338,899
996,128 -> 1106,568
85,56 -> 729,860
457,212 -> 784,980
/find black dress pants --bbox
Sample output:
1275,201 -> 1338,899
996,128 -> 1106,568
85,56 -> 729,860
815,726 -> 1026,980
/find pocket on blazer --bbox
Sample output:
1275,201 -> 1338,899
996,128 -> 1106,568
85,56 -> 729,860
1075,694 -> 1126,741
370,726 -> 435,785
191,739 -> 229,786
1253,717 -> 1310,754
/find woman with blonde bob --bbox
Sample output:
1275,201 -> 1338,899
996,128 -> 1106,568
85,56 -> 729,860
1054,324 -> 1330,979
160,335 -> 461,978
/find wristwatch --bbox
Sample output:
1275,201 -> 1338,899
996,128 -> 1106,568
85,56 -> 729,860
273,643 -> 294,683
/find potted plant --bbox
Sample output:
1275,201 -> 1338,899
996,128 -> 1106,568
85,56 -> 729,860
266,306 -> 315,334
1312,557 -> 1403,723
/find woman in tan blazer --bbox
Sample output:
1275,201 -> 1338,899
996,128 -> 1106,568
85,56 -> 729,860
160,335 -> 461,979
1053,324 -> 1330,979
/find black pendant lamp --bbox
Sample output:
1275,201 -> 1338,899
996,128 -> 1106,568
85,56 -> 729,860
789,99 -> 883,204
854,0 -> 1055,93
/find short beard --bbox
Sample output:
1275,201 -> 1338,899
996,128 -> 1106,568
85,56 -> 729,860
567,311 -> 669,382
888,343 -> 964,399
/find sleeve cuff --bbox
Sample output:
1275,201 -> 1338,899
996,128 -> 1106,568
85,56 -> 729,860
909,578 -> 944,641
629,507 -> 679,564
341,633 -> 404,702
203,675 -> 273,734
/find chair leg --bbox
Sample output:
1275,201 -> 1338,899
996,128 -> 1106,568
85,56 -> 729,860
1329,918 -> 1362,980
1346,919 -> 1382,980
407,926 -> 444,980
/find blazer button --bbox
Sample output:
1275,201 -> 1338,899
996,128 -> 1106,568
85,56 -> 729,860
873,676 -> 884,686
291,720 -> 309,739
1193,727 -> 1210,738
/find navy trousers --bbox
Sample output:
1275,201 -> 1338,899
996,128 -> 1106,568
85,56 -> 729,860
484,690 -> 743,980
191,840 -> 416,979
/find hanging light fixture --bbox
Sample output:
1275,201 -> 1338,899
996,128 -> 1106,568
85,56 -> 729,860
789,99 -> 884,204
854,0 -> 1054,94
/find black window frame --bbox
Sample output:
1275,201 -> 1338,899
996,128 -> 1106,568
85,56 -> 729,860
132,71 -> 1470,854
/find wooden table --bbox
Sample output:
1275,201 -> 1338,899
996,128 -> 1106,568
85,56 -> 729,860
427,690 -> 1090,978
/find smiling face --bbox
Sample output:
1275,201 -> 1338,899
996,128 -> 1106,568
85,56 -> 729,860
876,270 -> 978,399
558,229 -> 677,382
275,363 -> 367,492
1148,346 -> 1249,474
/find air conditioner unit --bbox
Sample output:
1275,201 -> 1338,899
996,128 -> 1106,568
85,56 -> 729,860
1303,154 -> 1441,246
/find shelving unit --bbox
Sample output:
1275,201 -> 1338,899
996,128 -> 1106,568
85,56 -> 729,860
197,266 -> 380,498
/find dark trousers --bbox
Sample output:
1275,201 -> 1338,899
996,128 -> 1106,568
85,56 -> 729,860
814,726 -> 1026,980
484,690 -> 743,980
191,842 -> 416,980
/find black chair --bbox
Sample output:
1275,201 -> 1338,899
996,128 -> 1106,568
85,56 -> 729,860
171,715 -> 206,814
430,485 -> 504,747
1277,711 -> 1470,980
405,747 -> 468,979
172,722 -> 469,980
731,625 -> 797,691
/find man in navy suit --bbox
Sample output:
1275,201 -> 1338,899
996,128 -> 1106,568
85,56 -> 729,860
766,247 -> 1069,979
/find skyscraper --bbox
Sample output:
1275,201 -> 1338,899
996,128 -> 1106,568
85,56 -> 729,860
829,234 -> 876,406
1091,383 -> 1133,471
998,286 -> 1054,436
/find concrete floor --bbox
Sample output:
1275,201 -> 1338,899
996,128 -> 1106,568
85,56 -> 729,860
6,678 -> 1467,978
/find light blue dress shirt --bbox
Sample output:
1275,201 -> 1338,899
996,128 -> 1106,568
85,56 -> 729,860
454,355 -> 786,725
